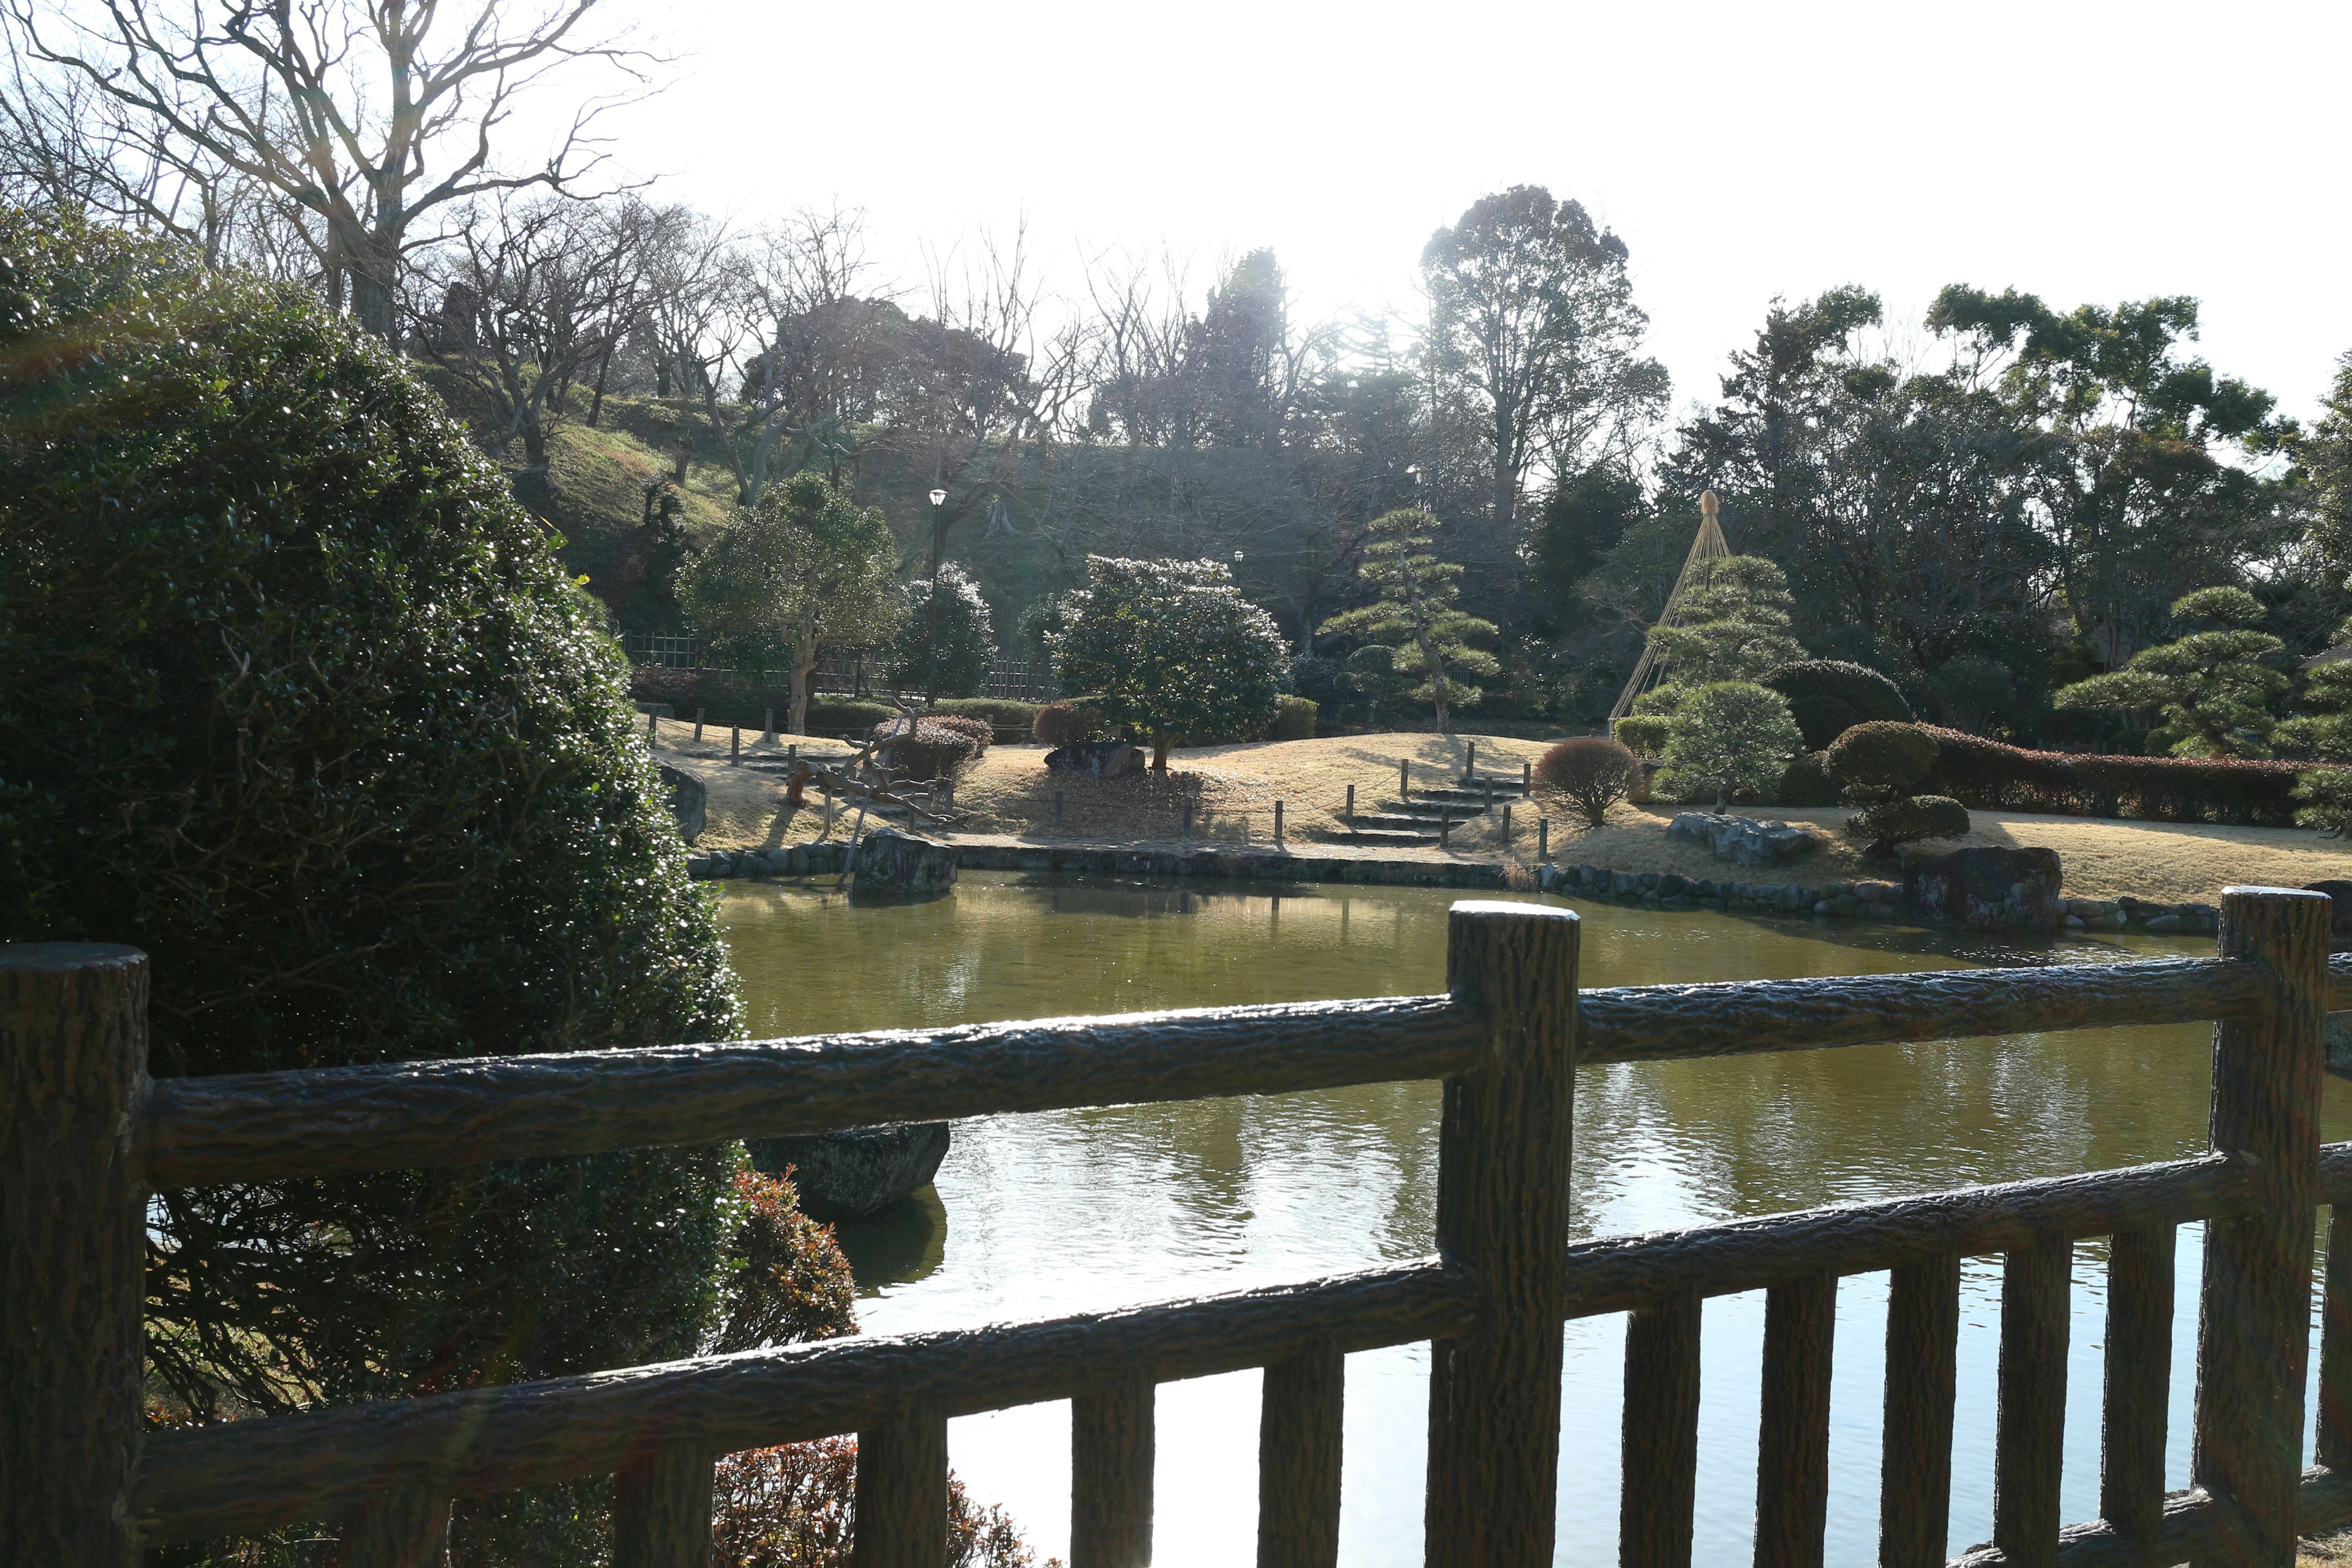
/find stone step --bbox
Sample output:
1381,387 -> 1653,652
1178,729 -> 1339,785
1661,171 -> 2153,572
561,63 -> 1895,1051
1346,812 -> 1453,831
1409,783 -> 1525,804
1380,799 -> 1490,821
1330,827 -> 1440,846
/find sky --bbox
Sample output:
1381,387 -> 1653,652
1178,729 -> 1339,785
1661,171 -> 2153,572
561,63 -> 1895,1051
583,0 -> 2348,424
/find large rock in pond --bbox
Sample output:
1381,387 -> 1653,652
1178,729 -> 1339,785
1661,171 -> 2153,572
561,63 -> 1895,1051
658,763 -> 706,845
2303,880 -> 2352,935
1665,812 -> 1818,868
1044,740 -> 1145,779
747,1123 -> 952,1221
1901,846 -> 2064,933
851,825 -> 957,898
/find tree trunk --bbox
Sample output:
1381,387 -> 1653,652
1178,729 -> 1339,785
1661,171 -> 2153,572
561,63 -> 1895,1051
789,640 -> 816,734
522,418 -> 548,469
1152,734 -> 1171,771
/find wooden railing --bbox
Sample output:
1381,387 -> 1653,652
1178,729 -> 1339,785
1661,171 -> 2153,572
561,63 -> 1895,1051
6,889 -> 2351,1567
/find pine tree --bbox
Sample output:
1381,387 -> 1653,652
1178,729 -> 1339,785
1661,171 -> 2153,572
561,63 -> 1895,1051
2052,587 -> 2285,757
1319,509 -> 1499,735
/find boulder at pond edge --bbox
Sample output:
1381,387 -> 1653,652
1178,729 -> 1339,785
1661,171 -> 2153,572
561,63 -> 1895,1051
1664,812 -> 1819,868
658,763 -> 706,845
1901,845 -> 2064,933
748,1123 -> 952,1221
851,826 -> 957,898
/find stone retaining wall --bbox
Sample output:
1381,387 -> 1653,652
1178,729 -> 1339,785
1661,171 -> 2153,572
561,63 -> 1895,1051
688,840 -> 1511,889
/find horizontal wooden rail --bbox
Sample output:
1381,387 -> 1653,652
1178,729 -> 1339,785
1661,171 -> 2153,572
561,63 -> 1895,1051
1947,1466 -> 2352,1566
134,1259 -> 1478,1543
1559,1152 -> 2253,1319
1577,956 -> 2264,1065
144,955 -> 2302,1191
139,997 -> 1483,1189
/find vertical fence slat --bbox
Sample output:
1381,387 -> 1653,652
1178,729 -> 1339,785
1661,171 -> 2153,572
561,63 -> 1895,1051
1878,1251 -> 1960,1568
1993,1236 -> 2071,1568
1424,902 -> 1580,1568
0,944 -> 148,1568
2321,1204 -> 2352,1472
1257,1344 -> 1344,1568
2193,886 -> 2329,1568
614,1446 -> 715,1568
1072,1372 -> 1154,1568
2098,1226 -> 2175,1542
856,1406 -> 949,1568
341,1487 -> 451,1568
1753,1271 -> 1836,1568
1621,1289 -> 1702,1568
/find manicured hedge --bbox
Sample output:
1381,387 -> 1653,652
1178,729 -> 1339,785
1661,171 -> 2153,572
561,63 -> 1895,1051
1920,726 -> 2322,826
629,668 -> 1038,735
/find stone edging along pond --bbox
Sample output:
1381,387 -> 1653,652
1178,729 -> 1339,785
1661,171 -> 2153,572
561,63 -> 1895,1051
685,838 -> 2225,934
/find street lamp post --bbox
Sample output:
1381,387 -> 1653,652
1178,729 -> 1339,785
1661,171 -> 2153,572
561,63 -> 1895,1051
925,488 -> 948,704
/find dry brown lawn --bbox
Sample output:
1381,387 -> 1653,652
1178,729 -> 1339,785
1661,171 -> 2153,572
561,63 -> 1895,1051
2305,1531 -> 2352,1566
650,722 -> 2352,901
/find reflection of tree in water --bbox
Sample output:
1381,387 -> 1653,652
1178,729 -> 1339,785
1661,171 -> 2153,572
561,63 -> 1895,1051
832,1187 -> 949,1295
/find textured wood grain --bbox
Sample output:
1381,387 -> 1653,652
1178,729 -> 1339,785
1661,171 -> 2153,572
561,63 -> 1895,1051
2321,1205 -> 2352,1472
613,1446 -> 713,1568
1947,1464 -> 2352,1566
1753,1272 -> 1836,1568
0,944 -> 149,1568
1071,1373 -> 1153,1568
1425,902 -> 1578,1568
1577,956 -> 2261,1066
137,1258 -> 1476,1542
2098,1226 -> 2174,1542
338,1485 -> 450,1568
1618,1290 -> 1700,1568
1994,1237 -> 2072,1568
1256,1344 -> 1342,1568
1558,1152 -> 2245,1320
1877,1252 -> 1959,1568
141,996 -> 1482,1187
855,1406 -> 946,1568
2193,888 -> 2329,1568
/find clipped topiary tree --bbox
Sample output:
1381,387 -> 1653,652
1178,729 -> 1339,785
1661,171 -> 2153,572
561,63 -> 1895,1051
2052,586 -> 2286,758
1657,681 -> 1805,808
1537,736 -> 1647,826
1848,794 -> 1972,858
1823,721 -> 1940,804
886,562 -> 999,699
1762,659 -> 1913,750
1259,695 -> 1319,742
1033,697 -> 1104,748
1319,509 -> 1499,734
1051,556 -> 1287,769
0,214 -> 854,1559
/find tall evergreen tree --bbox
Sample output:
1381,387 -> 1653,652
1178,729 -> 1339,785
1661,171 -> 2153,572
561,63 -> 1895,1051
1320,509 -> 1499,734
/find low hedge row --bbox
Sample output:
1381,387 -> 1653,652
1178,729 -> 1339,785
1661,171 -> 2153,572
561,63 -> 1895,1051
628,667 -> 1039,734
1919,726 -> 2316,826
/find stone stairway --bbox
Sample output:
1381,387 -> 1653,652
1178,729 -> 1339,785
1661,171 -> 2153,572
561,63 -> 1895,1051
1327,771 -> 1532,846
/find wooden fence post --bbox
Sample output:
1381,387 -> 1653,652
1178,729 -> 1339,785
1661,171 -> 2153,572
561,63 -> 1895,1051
1400,758 -> 1409,799
1538,818 -> 1550,861
1,944 -> 149,1568
1879,1253 -> 1960,1568
614,1446 -> 715,1568
2100,1226 -> 2175,1544
1992,1235 -> 2071,1567
1275,801 -> 1285,843
1072,1371 -> 1154,1568
1424,901 -> 1578,1568
2193,885 -> 2329,1568
1620,1290 -> 1702,1568
1258,1344 -> 1343,1568
693,708 -> 705,743
1754,1271 -> 1836,1568
1345,784 -> 1354,826
856,1406 -> 949,1568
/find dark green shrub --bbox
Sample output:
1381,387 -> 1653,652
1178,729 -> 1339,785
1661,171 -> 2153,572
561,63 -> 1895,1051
806,698 -> 899,733
933,697 -> 1040,731
1287,655 -> 1351,714
1927,655 -> 2019,734
873,717 -> 982,781
1824,721 -> 1939,802
884,564 -> 998,698
1344,644 -> 1415,720
1259,694 -> 1319,741
1613,714 -> 1673,756
1034,698 -> 1104,747
0,214 -> 853,1555
1849,794 -> 1971,856
1920,725 -> 2314,826
1763,660 -> 1913,750
1536,737 -> 1645,826
922,714 -> 995,752
1777,750 -> 1839,807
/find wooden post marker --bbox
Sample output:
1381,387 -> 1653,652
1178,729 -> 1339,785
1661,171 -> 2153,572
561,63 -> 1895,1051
1538,818 -> 1550,861
763,706 -> 775,742
1,944 -> 149,1567
1400,758 -> 1409,799
1275,801 -> 1285,843
1424,902 -> 1578,1568
1345,784 -> 1355,825
1501,803 -> 1511,842
2192,885 -> 2330,1568
1180,799 -> 1193,839
693,707 -> 706,743
856,1405 -> 949,1568
1464,739 -> 1476,781
1523,758 -> 1532,791
1072,1371 -> 1154,1568
647,709 -> 658,740
731,725 -> 741,763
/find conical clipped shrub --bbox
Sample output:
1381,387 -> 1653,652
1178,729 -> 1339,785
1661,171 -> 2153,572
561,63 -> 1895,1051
0,213 -> 822,1559
1762,659 -> 1912,750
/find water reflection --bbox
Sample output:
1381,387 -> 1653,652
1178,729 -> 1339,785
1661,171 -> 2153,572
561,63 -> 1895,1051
714,875 -> 2351,1566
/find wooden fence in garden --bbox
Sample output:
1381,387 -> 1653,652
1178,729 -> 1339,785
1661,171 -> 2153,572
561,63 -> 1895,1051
10,889 -> 2352,1567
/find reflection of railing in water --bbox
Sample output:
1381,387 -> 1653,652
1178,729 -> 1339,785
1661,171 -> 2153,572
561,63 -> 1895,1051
10,889 -> 2352,1566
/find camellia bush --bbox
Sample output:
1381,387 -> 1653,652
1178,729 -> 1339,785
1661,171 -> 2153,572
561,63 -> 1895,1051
1050,556 -> 1287,769
0,213 -> 861,1563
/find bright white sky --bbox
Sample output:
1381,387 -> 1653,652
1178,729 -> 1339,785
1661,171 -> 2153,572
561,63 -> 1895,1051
595,0 -> 2350,424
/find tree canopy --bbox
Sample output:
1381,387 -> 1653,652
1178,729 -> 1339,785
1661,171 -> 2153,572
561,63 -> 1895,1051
2052,586 -> 2286,757
1318,508 -> 1499,734
1051,555 -> 1287,769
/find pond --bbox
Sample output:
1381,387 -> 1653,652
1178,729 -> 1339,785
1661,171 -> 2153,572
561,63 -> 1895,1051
713,872 -> 2352,1566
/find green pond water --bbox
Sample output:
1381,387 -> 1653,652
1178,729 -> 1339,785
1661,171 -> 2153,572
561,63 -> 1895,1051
713,872 -> 2352,1566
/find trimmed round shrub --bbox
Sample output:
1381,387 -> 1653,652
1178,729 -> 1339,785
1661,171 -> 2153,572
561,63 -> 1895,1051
1034,697 -> 1104,747
922,714 -> 995,753
884,563 -> 998,698
1849,794 -> 1972,856
1614,714 -> 1674,756
1537,736 -> 1646,826
1657,681 -> 1805,805
1777,749 -> 1839,807
805,698 -> 899,734
0,215 -> 859,1555
933,697 -> 1040,732
1824,720 -> 1939,802
1764,660 -> 1913,750
873,717 -> 983,780
1259,694 -> 1319,742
